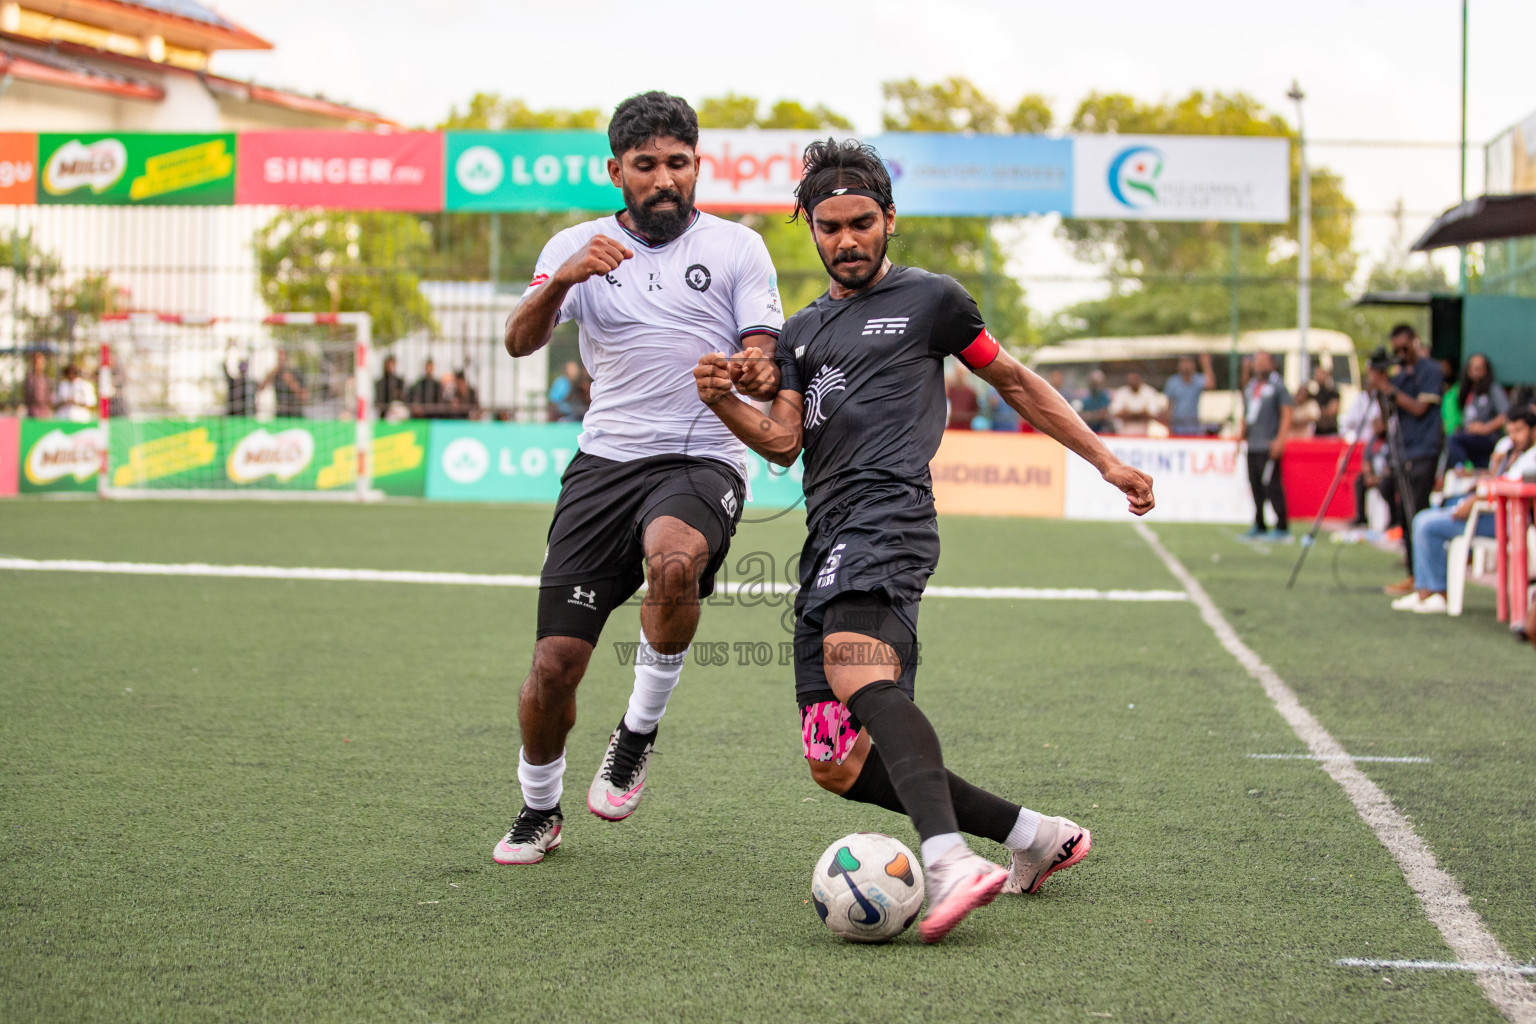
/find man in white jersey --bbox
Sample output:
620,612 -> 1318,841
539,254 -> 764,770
493,92 -> 784,864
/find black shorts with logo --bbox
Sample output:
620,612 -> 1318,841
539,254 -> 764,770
792,482 -> 939,709
536,451 -> 745,645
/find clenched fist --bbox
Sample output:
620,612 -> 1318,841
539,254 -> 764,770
554,235 -> 633,286
694,353 -> 734,407
728,347 -> 779,400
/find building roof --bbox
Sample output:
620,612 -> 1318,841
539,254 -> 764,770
18,0 -> 271,52
1413,193 -> 1536,250
0,30 -> 396,125
127,0 -> 237,31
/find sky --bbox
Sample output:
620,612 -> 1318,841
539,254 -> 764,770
206,0 -> 1536,316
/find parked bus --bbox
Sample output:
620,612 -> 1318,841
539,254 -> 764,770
1027,328 -> 1360,436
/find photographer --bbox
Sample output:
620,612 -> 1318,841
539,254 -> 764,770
1371,325 -> 1444,596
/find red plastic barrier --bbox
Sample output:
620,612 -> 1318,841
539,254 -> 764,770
1281,437 -> 1360,520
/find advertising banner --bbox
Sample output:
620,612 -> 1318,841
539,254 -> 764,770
0,134 -> 37,204
1072,134 -> 1289,223
236,131 -> 444,210
426,421 -> 581,501
875,133 -> 1073,217
445,131 -> 616,212
39,133 -> 236,205
1064,437 -> 1249,522
695,130 -> 825,212
930,431 -> 1066,517
0,417 -> 18,495
19,419 -> 103,492
105,418 -> 426,494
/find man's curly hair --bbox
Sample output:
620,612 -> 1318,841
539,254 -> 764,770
792,138 -> 895,223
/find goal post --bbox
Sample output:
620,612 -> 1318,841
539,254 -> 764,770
97,311 -> 377,501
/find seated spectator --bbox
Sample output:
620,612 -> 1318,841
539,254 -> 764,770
1079,369 -> 1112,434
408,358 -> 445,418
547,361 -> 589,422
447,368 -> 480,420
1392,404 -> 1536,614
1444,354 -> 1508,469
1440,357 -> 1462,439
375,355 -> 407,418
1109,371 -> 1164,435
1162,354 -> 1215,437
23,351 -> 52,419
945,364 -> 979,431
1298,362 -> 1341,437
55,362 -> 96,422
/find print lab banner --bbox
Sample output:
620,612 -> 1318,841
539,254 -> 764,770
1063,437 -> 1250,523
1072,134 -> 1289,223
39,133 -> 235,205
236,132 -> 444,210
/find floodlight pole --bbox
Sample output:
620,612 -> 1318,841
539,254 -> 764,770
1458,0 -> 1469,293
1289,80 -> 1311,381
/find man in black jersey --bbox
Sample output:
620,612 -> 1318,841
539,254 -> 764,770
694,139 -> 1154,944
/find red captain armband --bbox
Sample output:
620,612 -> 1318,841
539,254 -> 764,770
957,329 -> 1001,369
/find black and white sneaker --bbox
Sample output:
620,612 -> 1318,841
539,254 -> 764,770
492,804 -> 563,865
587,719 -> 656,821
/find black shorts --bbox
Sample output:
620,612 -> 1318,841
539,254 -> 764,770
537,451 -> 745,645
792,484 -> 938,709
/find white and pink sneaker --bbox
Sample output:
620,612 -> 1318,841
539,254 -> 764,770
492,805 -> 562,865
588,720 -> 656,822
918,846 -> 1009,944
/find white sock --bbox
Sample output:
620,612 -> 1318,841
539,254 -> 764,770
1005,808 -> 1044,851
919,832 -> 965,869
517,747 -> 566,812
622,633 -> 687,735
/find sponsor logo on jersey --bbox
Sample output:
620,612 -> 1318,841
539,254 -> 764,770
646,271 -> 663,292
861,317 -> 909,337
685,264 -> 712,292
568,585 -> 598,610
803,365 -> 847,429
815,542 -> 847,589
603,272 -> 621,287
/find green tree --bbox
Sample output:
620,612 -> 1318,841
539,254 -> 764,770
1046,90 -> 1359,347
254,210 -> 437,343
0,229 -> 115,359
880,77 -> 1040,348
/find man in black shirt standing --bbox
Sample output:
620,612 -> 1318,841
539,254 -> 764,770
1373,325 -> 1444,596
695,140 -> 1154,944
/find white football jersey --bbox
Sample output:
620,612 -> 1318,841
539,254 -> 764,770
524,210 -> 784,473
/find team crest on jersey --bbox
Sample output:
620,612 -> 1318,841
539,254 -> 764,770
862,317 -> 909,336
685,264 -> 712,292
803,364 -> 847,429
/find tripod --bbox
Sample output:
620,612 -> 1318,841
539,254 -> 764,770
1287,389 -> 1417,589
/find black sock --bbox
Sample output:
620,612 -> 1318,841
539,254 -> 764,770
842,746 -> 1020,844
844,680 -> 957,842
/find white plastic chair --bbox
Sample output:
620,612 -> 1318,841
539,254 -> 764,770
1447,502 -> 1536,616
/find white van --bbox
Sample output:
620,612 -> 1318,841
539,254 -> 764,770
1027,328 -> 1360,436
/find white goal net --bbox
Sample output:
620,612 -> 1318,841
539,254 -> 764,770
99,312 -> 374,500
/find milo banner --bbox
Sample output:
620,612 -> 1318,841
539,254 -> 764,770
19,419 -> 104,492
39,133 -> 236,205
106,418 -> 427,495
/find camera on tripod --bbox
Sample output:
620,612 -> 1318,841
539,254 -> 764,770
1366,346 -> 1401,385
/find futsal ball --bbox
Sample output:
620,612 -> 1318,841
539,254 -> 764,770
810,832 -> 925,943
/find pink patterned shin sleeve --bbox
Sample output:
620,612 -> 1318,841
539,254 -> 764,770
800,700 -> 858,764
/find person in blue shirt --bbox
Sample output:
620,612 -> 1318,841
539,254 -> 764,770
1078,369 -> 1113,434
1162,353 -> 1215,437
1372,325 -> 1445,596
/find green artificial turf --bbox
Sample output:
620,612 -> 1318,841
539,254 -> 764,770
0,500 -> 1526,1023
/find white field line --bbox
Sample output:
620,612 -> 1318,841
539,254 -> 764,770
1134,522 -> 1536,1024
1339,960 -> 1536,976
0,557 -> 1187,603
1248,753 -> 1434,764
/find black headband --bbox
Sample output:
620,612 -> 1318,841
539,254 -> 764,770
804,187 -> 891,218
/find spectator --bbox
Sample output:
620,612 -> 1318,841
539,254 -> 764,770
1299,362 -> 1341,437
945,364 -> 979,431
1109,371 -> 1164,436
1162,354 -> 1215,436
1375,325 -> 1445,597
1444,354 -> 1508,469
1047,370 -> 1080,404
1391,405 -> 1536,614
23,351 -> 52,419
1439,357 -> 1462,438
263,350 -> 306,418
408,358 -> 445,418
987,384 -> 1021,432
375,355 -> 407,418
222,340 -> 250,416
547,360 -> 589,422
447,368 -> 480,420
1237,351 -> 1293,540
1079,369 -> 1112,434
55,362 -> 96,422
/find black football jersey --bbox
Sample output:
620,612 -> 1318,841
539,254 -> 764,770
775,265 -> 996,523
